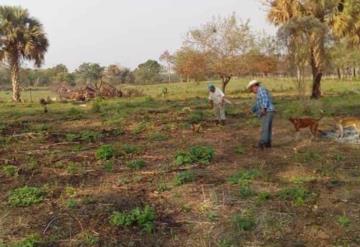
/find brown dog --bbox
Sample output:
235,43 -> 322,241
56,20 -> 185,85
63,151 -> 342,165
289,117 -> 322,137
336,117 -> 360,138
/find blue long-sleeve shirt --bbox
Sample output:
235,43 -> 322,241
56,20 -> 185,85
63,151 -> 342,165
252,86 -> 275,117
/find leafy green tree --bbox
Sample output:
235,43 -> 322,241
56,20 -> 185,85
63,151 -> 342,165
133,60 -> 162,83
0,6 -> 49,101
75,63 -> 104,85
265,0 -> 360,98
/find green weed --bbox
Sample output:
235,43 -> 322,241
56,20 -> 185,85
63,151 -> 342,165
2,165 -> 18,177
228,169 -> 260,186
8,186 -> 44,207
96,145 -> 115,160
174,171 -> 195,186
121,144 -> 139,155
337,215 -> 351,227
66,199 -> 78,209
110,205 -> 155,233
11,234 -> 40,247
239,186 -> 256,199
127,160 -> 146,170
103,160 -> 114,172
277,187 -> 311,206
232,214 -> 256,231
175,146 -> 214,165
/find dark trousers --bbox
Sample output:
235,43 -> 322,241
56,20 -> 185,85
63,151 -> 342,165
259,111 -> 274,146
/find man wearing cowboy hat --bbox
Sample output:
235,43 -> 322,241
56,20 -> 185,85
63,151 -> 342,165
247,80 -> 275,149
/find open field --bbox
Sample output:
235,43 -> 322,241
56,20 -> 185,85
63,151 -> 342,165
1,79 -> 360,246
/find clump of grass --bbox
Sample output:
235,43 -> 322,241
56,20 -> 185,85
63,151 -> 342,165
8,186 -> 44,207
66,162 -> 80,175
277,187 -> 311,206
96,145 -> 115,160
11,234 -> 40,247
2,165 -> 18,177
157,181 -> 169,192
337,215 -> 351,227
79,232 -> 100,246
121,144 -> 139,155
239,186 -> 256,199
175,146 -> 215,165
110,205 -> 155,233
103,160 -> 114,172
66,198 -> 78,209
174,171 -> 196,186
235,145 -> 246,155
232,213 -> 256,231
256,192 -> 271,204
227,169 -> 260,186
132,121 -> 147,134
148,132 -> 168,141
127,160 -> 146,170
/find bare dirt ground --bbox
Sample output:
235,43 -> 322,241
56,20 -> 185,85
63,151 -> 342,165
1,95 -> 360,246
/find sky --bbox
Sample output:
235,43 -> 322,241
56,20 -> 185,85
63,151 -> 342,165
1,0 -> 275,71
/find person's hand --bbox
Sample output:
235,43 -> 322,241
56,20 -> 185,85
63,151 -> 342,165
260,108 -> 267,117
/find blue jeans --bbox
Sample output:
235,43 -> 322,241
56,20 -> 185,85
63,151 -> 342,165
260,111 -> 274,146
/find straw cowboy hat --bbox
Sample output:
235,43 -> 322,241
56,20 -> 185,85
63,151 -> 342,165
247,80 -> 260,90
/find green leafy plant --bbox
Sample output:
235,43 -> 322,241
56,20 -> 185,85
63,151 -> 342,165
127,160 -> 145,170
232,214 -> 256,231
175,146 -> 214,165
96,145 -> 115,160
66,162 -> 80,175
235,145 -> 246,155
121,144 -> 139,155
110,205 -> 155,233
66,199 -> 78,209
228,169 -> 260,186
8,186 -> 44,207
256,192 -> 271,203
337,215 -> 351,227
12,234 -> 40,247
278,187 -> 311,206
239,186 -> 256,199
103,161 -> 114,172
148,132 -> 168,141
2,165 -> 18,177
174,171 -> 195,186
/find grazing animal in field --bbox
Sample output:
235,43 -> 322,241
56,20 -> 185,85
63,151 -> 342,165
289,117 -> 322,137
336,117 -> 360,138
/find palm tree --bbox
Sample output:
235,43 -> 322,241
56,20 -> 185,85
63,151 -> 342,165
265,0 -> 359,99
0,6 -> 48,102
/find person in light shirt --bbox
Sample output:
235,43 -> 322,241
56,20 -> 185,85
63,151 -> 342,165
208,83 -> 226,125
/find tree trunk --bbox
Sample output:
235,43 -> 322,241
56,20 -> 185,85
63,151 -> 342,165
10,61 -> 21,102
221,76 -> 231,93
337,68 -> 341,79
310,51 -> 322,99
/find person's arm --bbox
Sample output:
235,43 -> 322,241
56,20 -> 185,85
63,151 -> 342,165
259,88 -> 269,116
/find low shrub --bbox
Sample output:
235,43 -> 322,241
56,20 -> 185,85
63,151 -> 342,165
277,187 -> 311,206
110,205 -> 155,233
127,160 -> 146,170
96,145 -> 115,160
174,171 -> 195,186
232,214 -> 256,231
2,165 -> 18,177
175,146 -> 214,165
228,169 -> 260,186
8,186 -> 44,207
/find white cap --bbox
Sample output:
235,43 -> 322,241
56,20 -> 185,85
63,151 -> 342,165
247,80 -> 260,90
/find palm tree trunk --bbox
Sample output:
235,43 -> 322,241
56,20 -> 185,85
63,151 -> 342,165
10,61 -> 21,102
221,75 -> 231,93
